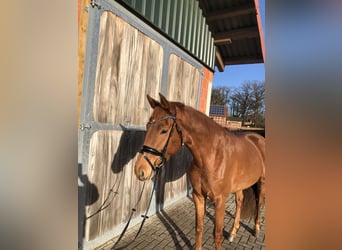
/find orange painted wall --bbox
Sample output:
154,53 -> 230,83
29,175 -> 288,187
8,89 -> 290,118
78,0 -> 89,123
199,66 -> 214,114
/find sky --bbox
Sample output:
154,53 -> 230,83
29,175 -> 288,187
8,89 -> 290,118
212,0 -> 265,89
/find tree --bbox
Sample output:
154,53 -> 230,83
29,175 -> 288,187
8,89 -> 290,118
230,81 -> 265,127
250,81 -> 265,127
210,86 -> 231,106
210,81 -> 265,127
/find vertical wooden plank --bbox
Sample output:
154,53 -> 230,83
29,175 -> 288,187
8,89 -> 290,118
117,0 -> 215,70
164,53 -> 199,202
166,54 -> 200,107
93,11 -> 163,126
85,9 -> 203,243
84,130 -> 149,240
163,148 -> 190,202
86,11 -> 166,240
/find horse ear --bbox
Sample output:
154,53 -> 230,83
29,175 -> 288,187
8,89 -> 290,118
159,93 -> 171,111
147,94 -> 159,109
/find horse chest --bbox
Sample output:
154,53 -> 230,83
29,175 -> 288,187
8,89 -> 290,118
199,170 -> 232,199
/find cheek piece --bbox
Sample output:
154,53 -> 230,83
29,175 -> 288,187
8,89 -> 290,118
139,114 -> 183,173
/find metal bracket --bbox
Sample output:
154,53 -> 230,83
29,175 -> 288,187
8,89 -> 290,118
80,123 -> 91,131
90,0 -> 101,9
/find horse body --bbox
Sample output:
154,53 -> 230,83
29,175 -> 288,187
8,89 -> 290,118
179,105 -> 264,194
134,94 -> 265,250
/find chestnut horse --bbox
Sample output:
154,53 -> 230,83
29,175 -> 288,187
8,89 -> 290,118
134,93 -> 265,250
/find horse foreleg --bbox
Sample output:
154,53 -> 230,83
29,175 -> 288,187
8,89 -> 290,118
192,192 -> 206,250
189,163 -> 206,250
214,196 -> 226,250
229,191 -> 243,242
255,176 -> 265,236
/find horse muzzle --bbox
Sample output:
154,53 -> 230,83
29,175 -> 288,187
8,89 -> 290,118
135,146 -> 166,181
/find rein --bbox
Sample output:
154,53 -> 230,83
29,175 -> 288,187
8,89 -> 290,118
139,113 -> 183,173
111,168 -> 160,249
112,111 -> 183,248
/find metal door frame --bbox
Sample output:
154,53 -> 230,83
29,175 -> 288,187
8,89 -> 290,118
78,0 -> 203,248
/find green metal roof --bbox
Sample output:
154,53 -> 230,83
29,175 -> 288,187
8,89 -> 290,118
118,0 -> 215,70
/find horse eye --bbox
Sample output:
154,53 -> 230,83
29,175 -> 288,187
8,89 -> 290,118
160,129 -> 168,134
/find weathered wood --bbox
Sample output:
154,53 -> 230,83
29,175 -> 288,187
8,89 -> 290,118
162,147 -> 192,202
167,54 -> 200,107
205,3 -> 256,22
85,130 -> 191,241
215,49 -> 225,72
213,26 -> 259,41
93,11 -> 163,125
84,11 -> 201,244
85,130 -> 149,240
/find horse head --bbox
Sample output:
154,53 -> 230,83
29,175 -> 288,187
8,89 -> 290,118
134,93 -> 184,181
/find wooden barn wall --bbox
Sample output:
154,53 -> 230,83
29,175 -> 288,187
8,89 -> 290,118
119,0 -> 215,70
166,54 -> 200,106
93,11 -> 163,125
85,132 -> 192,242
159,147 -> 192,204
82,8 -> 201,244
85,130 -> 151,240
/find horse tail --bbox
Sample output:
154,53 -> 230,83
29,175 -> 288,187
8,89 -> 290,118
240,183 -> 258,220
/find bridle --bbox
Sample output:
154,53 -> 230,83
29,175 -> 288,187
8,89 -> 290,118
139,111 -> 183,173
112,109 -> 183,249
112,114 -> 182,249
112,111 -> 182,248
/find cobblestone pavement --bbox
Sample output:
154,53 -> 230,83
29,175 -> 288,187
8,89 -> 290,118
97,194 -> 265,249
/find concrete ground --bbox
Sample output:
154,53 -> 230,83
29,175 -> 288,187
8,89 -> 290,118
96,194 -> 265,249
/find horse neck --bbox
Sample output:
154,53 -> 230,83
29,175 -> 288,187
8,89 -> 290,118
177,104 -> 228,155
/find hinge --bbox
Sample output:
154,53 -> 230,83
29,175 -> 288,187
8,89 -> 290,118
90,0 -> 101,9
80,123 -> 91,131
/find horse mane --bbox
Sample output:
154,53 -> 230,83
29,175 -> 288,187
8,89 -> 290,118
174,101 -> 233,135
